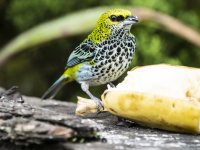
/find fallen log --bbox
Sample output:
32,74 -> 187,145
1,73 -> 200,150
0,87 -> 98,145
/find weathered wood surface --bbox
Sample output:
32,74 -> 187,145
0,87 -> 200,150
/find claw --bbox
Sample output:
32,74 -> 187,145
93,97 -> 104,113
80,82 -> 104,113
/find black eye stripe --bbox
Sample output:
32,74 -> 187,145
110,15 -> 126,22
117,15 -> 125,22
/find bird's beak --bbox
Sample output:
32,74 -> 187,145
123,16 -> 139,25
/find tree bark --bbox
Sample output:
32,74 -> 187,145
0,87 -> 200,150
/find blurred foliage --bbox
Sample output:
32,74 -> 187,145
0,0 -> 200,101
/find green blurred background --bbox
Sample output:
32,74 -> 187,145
0,0 -> 200,101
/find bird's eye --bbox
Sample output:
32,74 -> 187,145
110,15 -> 117,22
117,15 -> 125,22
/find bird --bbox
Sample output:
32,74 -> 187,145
42,8 -> 138,111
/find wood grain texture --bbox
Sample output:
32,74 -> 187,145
0,87 -> 200,150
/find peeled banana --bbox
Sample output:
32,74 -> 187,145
76,64 -> 200,134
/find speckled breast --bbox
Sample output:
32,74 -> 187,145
90,32 -> 136,86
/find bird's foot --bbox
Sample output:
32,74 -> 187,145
80,82 -> 104,113
93,97 -> 104,113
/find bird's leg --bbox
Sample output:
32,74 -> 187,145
80,82 -> 103,112
107,82 -> 116,89
108,82 -> 115,88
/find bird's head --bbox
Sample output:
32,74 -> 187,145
98,9 -> 138,31
88,9 -> 138,43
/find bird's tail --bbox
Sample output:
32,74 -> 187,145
42,75 -> 72,99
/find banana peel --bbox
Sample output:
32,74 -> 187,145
76,64 -> 200,134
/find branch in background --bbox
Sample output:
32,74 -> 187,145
0,7 -> 200,67
0,7 -> 108,67
133,8 -> 200,48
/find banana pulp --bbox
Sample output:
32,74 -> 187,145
102,64 -> 200,134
